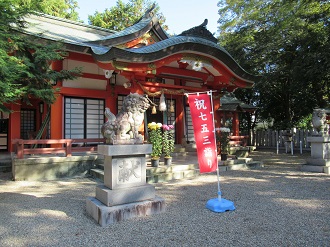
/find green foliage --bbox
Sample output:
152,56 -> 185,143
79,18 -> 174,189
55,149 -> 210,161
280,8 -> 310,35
162,124 -> 175,158
147,122 -> 163,159
18,0 -> 80,21
218,0 -> 330,130
88,0 -> 167,31
296,114 -> 313,130
0,0 -> 81,112
216,127 -> 231,154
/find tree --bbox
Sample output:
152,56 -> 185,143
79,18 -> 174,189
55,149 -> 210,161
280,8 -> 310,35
17,0 -> 80,21
217,0 -> 330,129
88,0 -> 167,31
0,0 -> 81,112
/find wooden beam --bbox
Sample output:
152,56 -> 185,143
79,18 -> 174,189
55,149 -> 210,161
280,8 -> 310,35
157,66 -> 209,81
139,81 -> 206,93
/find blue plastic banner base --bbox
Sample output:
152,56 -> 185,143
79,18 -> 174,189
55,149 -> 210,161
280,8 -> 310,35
206,198 -> 235,213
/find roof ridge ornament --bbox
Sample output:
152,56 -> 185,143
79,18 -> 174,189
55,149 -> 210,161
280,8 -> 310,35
143,3 -> 156,18
178,19 -> 218,44
134,3 -> 156,25
200,19 -> 208,27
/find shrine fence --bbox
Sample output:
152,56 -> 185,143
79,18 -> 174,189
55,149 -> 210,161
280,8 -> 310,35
255,129 -> 313,150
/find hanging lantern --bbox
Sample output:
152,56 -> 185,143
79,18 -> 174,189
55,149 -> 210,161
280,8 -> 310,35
169,94 -> 174,113
151,105 -> 157,114
151,96 -> 157,114
159,92 -> 166,111
170,101 -> 175,113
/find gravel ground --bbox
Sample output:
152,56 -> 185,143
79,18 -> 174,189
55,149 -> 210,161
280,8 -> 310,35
0,150 -> 329,247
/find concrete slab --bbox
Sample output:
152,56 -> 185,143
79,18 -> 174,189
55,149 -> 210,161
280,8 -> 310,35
306,158 -> 330,166
227,164 -> 248,170
301,165 -> 325,173
13,155 -> 102,181
98,144 -> 152,156
86,196 -> 165,227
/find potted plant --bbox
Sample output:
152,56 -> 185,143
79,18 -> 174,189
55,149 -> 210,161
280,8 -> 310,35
216,127 -> 231,160
147,122 -> 163,167
162,124 -> 175,165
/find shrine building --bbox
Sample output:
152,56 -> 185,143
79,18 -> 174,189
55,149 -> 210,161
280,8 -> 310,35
1,8 -> 258,153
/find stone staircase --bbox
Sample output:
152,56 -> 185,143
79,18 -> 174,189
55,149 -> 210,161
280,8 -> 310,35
89,155 -> 264,184
90,162 -> 200,184
219,156 -> 264,171
1,146 -> 263,182
89,146 -> 264,184
146,163 -> 199,183
89,151 -> 200,184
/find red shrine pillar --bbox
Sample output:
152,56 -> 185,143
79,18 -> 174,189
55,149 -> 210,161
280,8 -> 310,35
8,103 -> 21,152
212,96 -> 221,129
50,60 -> 64,142
232,111 -> 239,136
105,83 -> 117,114
176,95 -> 184,144
50,93 -> 63,140
52,60 -> 63,87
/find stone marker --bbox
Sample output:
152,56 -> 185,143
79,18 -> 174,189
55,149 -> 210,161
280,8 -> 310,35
86,144 -> 165,226
303,136 -> 330,174
302,109 -> 330,174
86,93 -> 165,226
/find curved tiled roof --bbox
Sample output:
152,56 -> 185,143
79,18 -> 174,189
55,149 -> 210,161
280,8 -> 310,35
20,12 -> 257,84
178,19 -> 218,43
23,13 -> 115,45
86,4 -> 169,46
218,93 -> 257,112
91,36 -> 257,82
86,15 -> 168,46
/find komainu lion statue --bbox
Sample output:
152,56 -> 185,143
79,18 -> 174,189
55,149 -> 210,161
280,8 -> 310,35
312,108 -> 329,136
101,93 -> 151,144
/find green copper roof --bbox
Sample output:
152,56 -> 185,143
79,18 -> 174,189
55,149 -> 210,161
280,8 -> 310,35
219,93 -> 257,112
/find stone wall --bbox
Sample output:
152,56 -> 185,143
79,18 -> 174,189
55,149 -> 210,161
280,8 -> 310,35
12,155 -> 103,181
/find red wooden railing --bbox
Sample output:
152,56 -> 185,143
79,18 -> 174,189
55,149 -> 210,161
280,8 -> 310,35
229,135 -> 249,147
12,138 -> 105,159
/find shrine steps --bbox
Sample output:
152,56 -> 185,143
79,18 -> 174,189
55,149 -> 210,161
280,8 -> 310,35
89,145 -> 201,183
219,156 -> 264,171
1,147 -> 263,181
89,152 -> 264,184
89,152 -> 200,184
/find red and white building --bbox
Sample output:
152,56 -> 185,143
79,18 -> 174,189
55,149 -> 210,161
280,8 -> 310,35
1,10 -> 257,153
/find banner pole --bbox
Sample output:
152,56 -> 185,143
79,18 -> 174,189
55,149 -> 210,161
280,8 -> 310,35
205,91 -> 235,213
207,91 -> 221,200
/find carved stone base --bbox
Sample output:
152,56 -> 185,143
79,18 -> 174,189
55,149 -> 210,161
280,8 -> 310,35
98,144 -> 152,189
305,136 -> 330,174
306,158 -> 330,166
111,138 -> 143,145
95,184 -> 156,206
301,164 -> 330,174
86,196 -> 165,227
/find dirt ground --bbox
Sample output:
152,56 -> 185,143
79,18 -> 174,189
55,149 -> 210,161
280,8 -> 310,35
248,148 -> 310,168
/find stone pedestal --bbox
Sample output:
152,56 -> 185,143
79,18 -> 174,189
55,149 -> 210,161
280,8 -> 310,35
302,136 -> 330,174
86,144 -> 165,226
